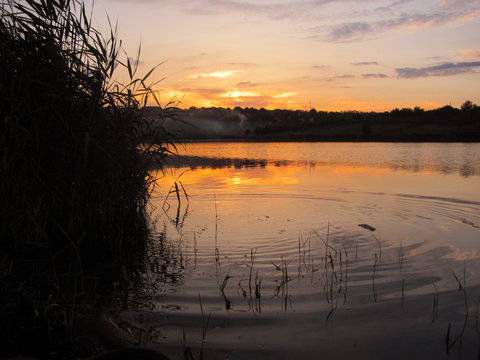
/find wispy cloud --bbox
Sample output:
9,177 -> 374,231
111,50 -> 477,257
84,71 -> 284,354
181,0 -> 303,19
324,74 -> 355,82
220,90 -> 260,98
181,88 -> 225,96
352,61 -> 379,66
362,73 -> 388,78
273,92 -> 297,98
438,0 -> 480,10
455,49 -> 480,59
396,61 -> 480,78
228,62 -> 258,68
236,81 -> 259,87
179,84 -> 300,108
310,3 -> 480,42
189,70 -> 241,79
113,0 -> 480,44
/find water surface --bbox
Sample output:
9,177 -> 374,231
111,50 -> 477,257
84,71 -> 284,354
121,142 -> 480,359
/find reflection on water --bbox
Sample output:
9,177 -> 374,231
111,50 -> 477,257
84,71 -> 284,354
121,143 -> 480,360
171,142 -> 480,177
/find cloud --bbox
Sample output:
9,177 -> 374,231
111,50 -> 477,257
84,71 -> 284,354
228,62 -> 258,68
189,70 -> 241,79
273,92 -> 297,98
362,73 -> 388,78
352,61 -> 379,66
174,0 -> 413,23
181,0 -> 303,19
182,88 -> 226,96
236,81 -> 259,87
313,65 -> 328,70
327,22 -> 372,42
455,49 -> 480,59
311,3 -> 480,42
324,74 -> 355,82
179,85 -> 300,109
395,61 -> 480,78
220,90 -> 260,98
438,0 -> 480,10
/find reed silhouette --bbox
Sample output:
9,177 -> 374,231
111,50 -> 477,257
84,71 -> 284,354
0,0 -> 179,357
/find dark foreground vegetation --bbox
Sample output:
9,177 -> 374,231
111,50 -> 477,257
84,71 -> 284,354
155,102 -> 480,141
0,0 -> 176,358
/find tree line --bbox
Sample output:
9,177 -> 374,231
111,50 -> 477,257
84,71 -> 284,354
174,101 -> 479,141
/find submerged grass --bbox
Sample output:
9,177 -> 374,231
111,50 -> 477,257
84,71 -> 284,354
0,0 -> 178,357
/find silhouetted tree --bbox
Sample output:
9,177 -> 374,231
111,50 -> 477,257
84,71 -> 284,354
461,100 -> 474,111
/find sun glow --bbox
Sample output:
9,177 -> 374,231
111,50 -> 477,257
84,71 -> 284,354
190,70 -> 241,79
273,92 -> 297,98
220,90 -> 260,98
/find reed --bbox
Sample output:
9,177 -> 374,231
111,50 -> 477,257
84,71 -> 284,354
298,234 -> 312,278
198,295 -> 211,360
0,0 -> 178,356
452,266 -> 468,316
282,258 -> 289,311
446,266 -> 469,355
248,248 -> 257,298
372,253 -> 378,302
254,270 -> 262,312
342,243 -> 348,305
371,233 -> 382,262
446,322 -> 451,354
220,274 -> 232,310
298,235 -> 302,277
162,171 -> 189,210
401,279 -> 405,307
193,231 -> 198,269
399,240 -> 404,272
214,194 -> 218,252
273,257 -> 290,311
432,282 -> 439,322
255,270 -> 262,299
182,328 -> 194,360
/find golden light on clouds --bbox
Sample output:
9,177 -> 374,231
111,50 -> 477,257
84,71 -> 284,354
455,49 -> 480,59
190,70 -> 241,79
273,92 -> 297,98
94,0 -> 480,111
220,90 -> 260,98
156,86 -> 448,111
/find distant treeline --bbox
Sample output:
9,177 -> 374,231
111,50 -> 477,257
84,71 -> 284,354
152,101 -> 480,141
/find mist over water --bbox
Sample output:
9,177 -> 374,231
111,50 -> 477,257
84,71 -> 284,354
122,142 -> 480,359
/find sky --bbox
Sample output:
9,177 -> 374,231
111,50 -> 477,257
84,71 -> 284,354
94,0 -> 480,111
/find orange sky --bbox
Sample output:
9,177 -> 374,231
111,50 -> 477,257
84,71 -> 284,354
96,0 -> 480,111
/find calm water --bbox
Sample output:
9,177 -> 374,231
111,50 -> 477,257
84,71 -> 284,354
121,142 -> 480,359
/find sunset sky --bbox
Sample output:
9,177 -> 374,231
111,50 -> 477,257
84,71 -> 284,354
95,0 -> 480,111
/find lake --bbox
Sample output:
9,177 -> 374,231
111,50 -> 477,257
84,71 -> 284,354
120,142 -> 480,359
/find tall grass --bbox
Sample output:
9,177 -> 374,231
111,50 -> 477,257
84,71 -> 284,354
0,0 -> 178,356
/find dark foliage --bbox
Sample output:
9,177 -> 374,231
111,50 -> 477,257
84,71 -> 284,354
0,0 -> 177,357
161,102 -> 480,141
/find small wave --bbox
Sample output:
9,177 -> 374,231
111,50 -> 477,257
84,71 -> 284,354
396,193 -> 480,206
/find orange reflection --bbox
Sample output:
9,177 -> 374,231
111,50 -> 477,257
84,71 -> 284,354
158,166 -> 300,192
157,163 -> 437,196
